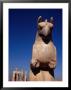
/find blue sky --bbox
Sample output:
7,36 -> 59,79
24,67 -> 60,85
9,9 -> 62,80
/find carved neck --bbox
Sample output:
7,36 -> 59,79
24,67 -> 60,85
35,32 -> 53,44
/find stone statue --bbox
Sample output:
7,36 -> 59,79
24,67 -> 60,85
29,16 -> 56,81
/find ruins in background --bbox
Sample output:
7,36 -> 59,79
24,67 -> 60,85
12,68 -> 26,81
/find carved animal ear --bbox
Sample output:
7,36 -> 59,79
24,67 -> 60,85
45,19 -> 48,22
50,17 -> 54,23
38,16 -> 43,23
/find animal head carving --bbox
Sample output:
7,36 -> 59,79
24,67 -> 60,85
38,16 -> 54,37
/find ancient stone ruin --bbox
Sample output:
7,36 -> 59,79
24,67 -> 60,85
29,16 -> 56,81
12,68 -> 26,81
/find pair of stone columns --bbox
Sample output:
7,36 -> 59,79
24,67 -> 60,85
12,68 -> 26,81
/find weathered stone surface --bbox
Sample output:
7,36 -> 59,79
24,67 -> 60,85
29,16 -> 56,81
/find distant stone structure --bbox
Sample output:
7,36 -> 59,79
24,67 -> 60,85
29,16 -> 56,81
12,68 -> 26,81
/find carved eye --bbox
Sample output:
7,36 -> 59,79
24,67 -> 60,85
38,25 -> 43,30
